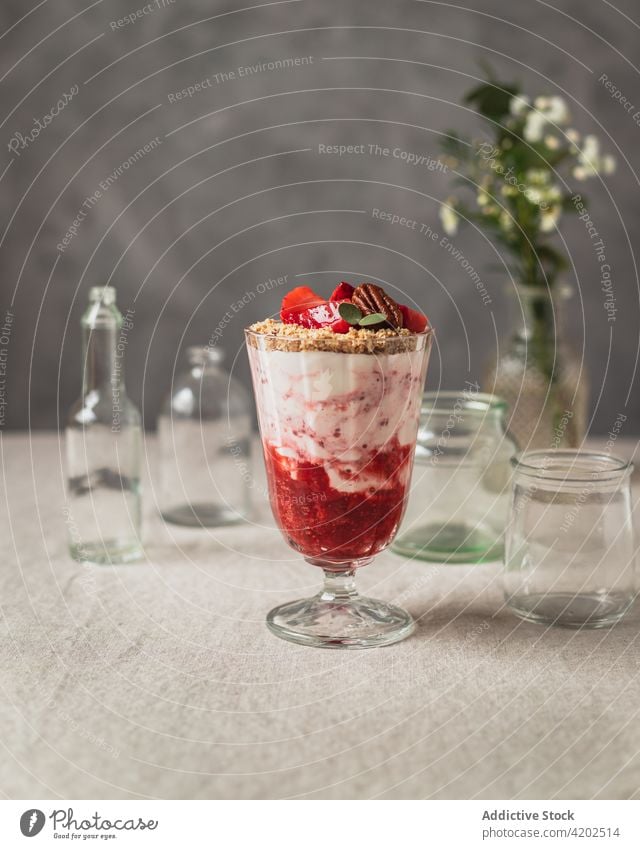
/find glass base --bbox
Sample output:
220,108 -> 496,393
70,539 -> 143,565
161,502 -> 247,528
392,522 -> 503,563
267,568 -> 415,649
507,591 -> 635,629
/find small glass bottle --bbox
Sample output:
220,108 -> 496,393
65,286 -> 143,563
157,346 -> 252,527
393,389 -> 518,563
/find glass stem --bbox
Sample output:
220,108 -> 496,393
320,569 -> 359,602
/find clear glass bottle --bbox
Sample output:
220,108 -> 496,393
484,284 -> 588,450
65,286 -> 143,564
392,390 -> 518,563
157,346 -> 252,527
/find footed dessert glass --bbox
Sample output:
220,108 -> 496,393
246,327 -> 432,648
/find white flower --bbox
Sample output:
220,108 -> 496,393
526,187 -> 545,205
524,95 -> 570,143
582,134 -> 600,162
544,135 -> 560,150
575,135 -> 616,177
439,202 -> 458,236
477,190 -> 490,206
540,206 -> 561,232
545,185 -> 563,204
524,111 -> 547,142
499,211 -> 514,231
534,96 -> 569,124
566,129 -> 580,144
525,169 -> 551,185
525,182 -> 562,207
544,96 -> 570,125
510,95 -> 531,116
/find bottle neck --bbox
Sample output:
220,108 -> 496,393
511,285 -> 567,344
506,285 -> 572,383
81,305 -> 124,397
187,346 -> 224,375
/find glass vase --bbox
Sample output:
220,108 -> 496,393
484,284 -> 587,451
157,346 -> 253,527
392,390 -> 518,563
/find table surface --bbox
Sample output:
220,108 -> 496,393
2,432 -> 640,800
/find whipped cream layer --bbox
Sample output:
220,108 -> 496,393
249,347 -> 426,493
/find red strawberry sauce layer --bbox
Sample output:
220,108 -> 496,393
263,439 -> 413,564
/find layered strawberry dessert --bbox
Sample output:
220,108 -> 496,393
247,282 -> 430,565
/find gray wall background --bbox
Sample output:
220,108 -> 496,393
1,0 -> 638,433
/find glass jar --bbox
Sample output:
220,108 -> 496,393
504,450 -> 636,628
484,284 -> 588,450
392,389 -> 518,563
157,346 -> 253,527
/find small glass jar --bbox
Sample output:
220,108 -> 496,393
504,450 -> 636,628
392,389 -> 518,563
157,346 -> 253,527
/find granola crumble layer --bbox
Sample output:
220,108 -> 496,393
247,319 -> 425,353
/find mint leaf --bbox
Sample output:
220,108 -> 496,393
358,312 -> 386,326
338,302 -> 363,325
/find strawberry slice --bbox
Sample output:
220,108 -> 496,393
399,304 -> 429,333
329,282 -> 355,302
296,301 -> 351,334
280,286 -> 325,323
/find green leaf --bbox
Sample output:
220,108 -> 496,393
338,302 -> 363,325
465,82 -> 520,121
358,312 -> 386,327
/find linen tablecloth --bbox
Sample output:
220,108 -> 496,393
1,432 -> 640,800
